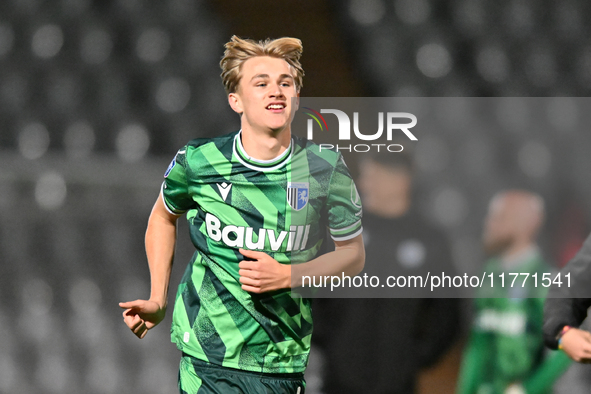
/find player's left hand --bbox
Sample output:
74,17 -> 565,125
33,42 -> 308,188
238,249 -> 291,293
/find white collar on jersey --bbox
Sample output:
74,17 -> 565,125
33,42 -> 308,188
233,130 -> 293,172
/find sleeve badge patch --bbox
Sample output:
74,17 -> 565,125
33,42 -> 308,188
164,158 -> 176,178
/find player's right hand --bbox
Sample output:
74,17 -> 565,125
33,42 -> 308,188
119,299 -> 166,339
560,327 -> 591,363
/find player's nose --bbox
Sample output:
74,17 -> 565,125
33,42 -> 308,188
269,83 -> 286,98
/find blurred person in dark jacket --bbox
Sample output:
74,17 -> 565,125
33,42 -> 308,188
543,232 -> 591,363
313,150 -> 460,394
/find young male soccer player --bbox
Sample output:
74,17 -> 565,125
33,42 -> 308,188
119,36 -> 365,393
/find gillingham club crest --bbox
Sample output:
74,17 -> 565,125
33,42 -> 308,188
287,182 -> 309,211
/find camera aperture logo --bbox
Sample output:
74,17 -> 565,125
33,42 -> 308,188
303,107 -> 329,132
304,108 -> 417,153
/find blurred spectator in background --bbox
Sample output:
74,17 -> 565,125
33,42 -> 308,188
457,191 -> 571,394
313,149 -> 460,394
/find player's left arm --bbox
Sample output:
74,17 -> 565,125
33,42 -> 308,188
291,233 -> 365,288
238,234 -> 365,293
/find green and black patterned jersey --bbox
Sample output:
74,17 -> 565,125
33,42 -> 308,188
457,250 -> 571,394
162,130 -> 362,374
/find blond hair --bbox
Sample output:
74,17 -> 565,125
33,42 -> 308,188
220,35 -> 304,94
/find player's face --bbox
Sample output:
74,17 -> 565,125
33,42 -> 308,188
359,160 -> 410,213
229,56 -> 299,134
483,196 -> 515,255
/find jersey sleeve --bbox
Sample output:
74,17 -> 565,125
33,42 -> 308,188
161,147 -> 195,215
326,154 -> 363,241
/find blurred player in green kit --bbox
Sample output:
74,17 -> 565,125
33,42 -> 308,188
457,190 -> 571,394
118,36 -> 365,393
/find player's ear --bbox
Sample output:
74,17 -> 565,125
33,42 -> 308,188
228,93 -> 243,114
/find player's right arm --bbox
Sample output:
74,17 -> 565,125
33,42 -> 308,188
456,331 -> 488,394
519,349 -> 571,393
119,192 -> 179,339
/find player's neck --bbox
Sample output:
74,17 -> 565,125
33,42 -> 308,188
500,242 -> 537,267
240,126 -> 291,161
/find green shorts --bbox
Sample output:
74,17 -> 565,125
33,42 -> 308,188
178,354 -> 306,394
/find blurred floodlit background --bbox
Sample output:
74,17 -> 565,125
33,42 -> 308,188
2,0 -> 591,393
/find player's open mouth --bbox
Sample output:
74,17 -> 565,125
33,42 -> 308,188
266,103 -> 286,112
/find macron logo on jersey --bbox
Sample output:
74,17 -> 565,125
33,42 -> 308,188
205,212 -> 310,252
216,182 -> 232,202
